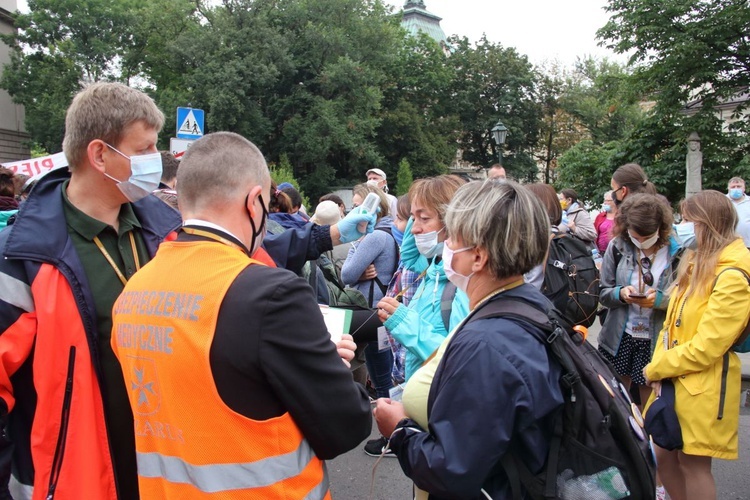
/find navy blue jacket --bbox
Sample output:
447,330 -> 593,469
390,284 -> 564,499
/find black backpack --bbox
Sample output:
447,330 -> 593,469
542,233 -> 600,327
468,297 -> 656,500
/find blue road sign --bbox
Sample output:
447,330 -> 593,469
176,107 -> 205,140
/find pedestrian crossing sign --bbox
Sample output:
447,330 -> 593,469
176,107 -> 205,140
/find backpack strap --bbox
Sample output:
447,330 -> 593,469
468,296 -> 578,500
441,282 -> 457,332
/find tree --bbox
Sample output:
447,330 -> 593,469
0,0 -> 196,153
598,0 -> 750,199
395,158 -> 413,196
556,139 -> 623,205
446,35 -> 542,182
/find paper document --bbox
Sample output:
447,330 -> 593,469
318,305 -> 353,344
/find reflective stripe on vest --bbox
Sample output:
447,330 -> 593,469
136,439 -> 328,495
112,240 -> 330,499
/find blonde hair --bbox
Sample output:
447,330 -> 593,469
408,175 -> 464,222
446,180 -> 550,280
62,82 -> 164,170
352,183 -> 389,219
674,190 -> 739,299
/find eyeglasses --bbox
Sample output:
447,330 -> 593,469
640,257 -> 653,286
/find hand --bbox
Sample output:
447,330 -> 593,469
334,207 -> 377,244
643,368 -> 661,397
619,285 -> 640,304
373,398 -> 406,437
377,297 -> 401,323
359,264 -> 377,281
567,220 -> 577,233
336,334 -> 356,368
630,289 -> 656,309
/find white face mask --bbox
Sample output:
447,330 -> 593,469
105,144 -> 163,202
415,227 -> 445,258
675,221 -> 697,250
442,244 -> 474,292
628,230 -> 659,250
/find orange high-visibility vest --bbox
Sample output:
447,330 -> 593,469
111,239 -> 331,499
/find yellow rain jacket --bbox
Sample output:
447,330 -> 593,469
645,238 -> 750,459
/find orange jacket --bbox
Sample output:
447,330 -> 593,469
0,170 -> 181,499
112,239 -> 330,499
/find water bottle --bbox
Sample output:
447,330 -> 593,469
591,248 -> 603,270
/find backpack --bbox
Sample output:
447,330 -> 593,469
307,254 -> 370,309
712,267 -> 750,353
542,233 -> 600,327
468,297 -> 656,500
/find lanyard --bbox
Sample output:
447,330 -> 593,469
93,232 -> 141,287
181,227 -> 248,254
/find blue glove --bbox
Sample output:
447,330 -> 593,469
338,206 -> 377,243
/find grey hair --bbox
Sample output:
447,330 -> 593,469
728,177 -> 745,188
445,180 -> 550,280
177,132 -> 270,214
62,82 -> 164,170
604,190 -> 613,201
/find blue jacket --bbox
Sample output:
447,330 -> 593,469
384,218 -> 469,381
390,285 -> 564,499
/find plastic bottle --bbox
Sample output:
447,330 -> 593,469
591,247 -> 603,270
357,192 -> 381,233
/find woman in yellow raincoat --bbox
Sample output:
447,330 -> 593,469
644,190 -> 750,500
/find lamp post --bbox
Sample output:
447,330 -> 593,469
491,120 -> 508,166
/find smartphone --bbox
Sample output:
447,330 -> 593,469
629,292 -> 648,299
358,192 -> 380,232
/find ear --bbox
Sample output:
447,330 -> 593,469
471,246 -> 490,273
246,185 -> 264,218
87,139 -> 109,173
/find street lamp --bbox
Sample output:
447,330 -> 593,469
491,120 -> 508,166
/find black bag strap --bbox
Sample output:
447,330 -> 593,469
441,282 -> 457,331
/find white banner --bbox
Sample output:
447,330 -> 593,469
1,152 -> 69,179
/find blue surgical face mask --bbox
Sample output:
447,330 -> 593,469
729,188 -> 744,200
391,223 -> 404,246
104,143 -> 163,202
675,221 -> 697,250
602,204 -> 612,213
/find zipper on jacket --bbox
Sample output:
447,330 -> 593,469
718,352 -> 729,420
46,346 -> 76,500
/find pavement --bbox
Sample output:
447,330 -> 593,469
327,322 -> 750,499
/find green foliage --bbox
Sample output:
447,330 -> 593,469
30,143 -> 49,158
270,154 -> 309,208
395,158 -> 413,196
597,0 -> 750,198
557,140 -> 623,205
447,35 -> 542,180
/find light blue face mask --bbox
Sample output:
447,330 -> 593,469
729,188 -> 744,200
104,143 -> 163,202
674,221 -> 697,250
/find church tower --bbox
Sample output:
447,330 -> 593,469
400,1 -> 447,45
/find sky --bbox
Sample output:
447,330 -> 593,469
383,0 -> 625,68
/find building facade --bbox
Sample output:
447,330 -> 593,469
0,0 -> 29,163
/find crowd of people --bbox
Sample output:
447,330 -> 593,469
0,82 -> 747,500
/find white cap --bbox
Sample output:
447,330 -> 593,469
366,168 -> 387,180
311,200 -> 342,226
